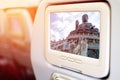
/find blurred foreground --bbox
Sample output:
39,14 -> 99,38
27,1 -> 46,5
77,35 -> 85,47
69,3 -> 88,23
0,7 -> 37,80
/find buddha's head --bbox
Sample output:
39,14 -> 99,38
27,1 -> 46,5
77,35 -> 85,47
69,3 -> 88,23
82,14 -> 88,23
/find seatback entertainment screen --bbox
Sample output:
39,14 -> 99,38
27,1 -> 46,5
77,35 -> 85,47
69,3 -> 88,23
50,12 -> 100,59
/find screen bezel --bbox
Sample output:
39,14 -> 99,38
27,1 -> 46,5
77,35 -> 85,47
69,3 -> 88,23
45,2 -> 110,78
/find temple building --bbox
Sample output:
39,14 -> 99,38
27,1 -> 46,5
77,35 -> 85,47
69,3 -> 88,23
51,14 -> 99,59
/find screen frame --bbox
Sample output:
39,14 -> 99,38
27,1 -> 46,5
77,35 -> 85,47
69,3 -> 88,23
45,2 -> 110,78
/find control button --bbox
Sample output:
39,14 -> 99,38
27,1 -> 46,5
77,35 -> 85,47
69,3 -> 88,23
74,59 -> 82,64
67,57 -> 74,62
60,56 -> 67,60
60,56 -> 82,64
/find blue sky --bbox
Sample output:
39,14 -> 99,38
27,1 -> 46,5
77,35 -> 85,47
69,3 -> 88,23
50,12 -> 100,41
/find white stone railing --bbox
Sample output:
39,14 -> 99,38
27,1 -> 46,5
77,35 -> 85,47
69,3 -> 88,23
88,43 -> 99,49
68,34 -> 99,39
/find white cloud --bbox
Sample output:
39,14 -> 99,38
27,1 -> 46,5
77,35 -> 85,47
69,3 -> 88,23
50,12 -> 100,41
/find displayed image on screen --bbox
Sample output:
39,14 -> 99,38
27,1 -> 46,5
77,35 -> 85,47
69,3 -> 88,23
50,12 -> 100,59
